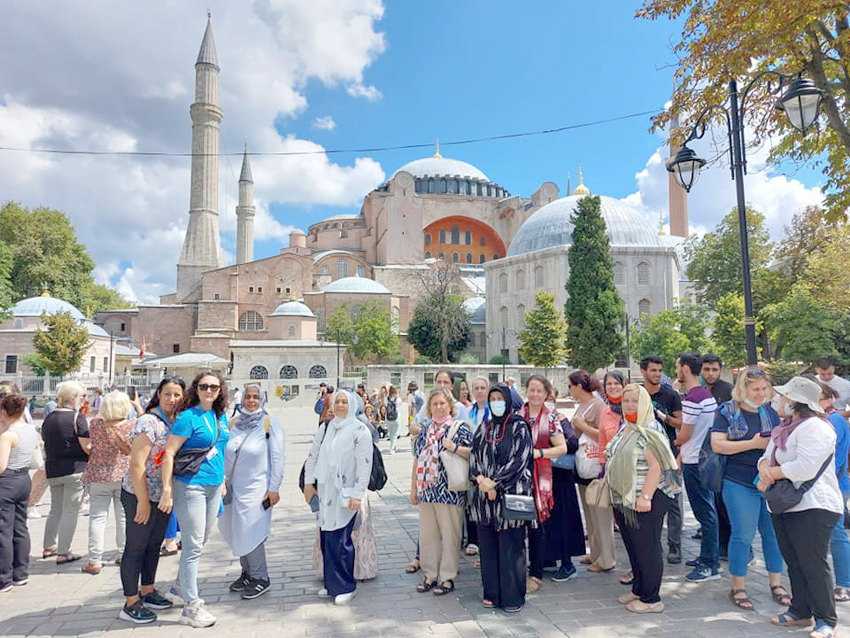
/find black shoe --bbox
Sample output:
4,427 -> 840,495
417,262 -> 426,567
667,547 -> 682,564
141,590 -> 173,610
685,558 -> 700,568
241,578 -> 270,599
229,571 -> 251,592
119,601 -> 157,624
691,529 -> 703,540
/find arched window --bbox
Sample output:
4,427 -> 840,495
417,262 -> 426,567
451,225 -> 460,244
316,307 -> 326,333
309,365 -> 327,379
337,258 -> 348,279
279,365 -> 298,379
438,179 -> 447,193
356,265 -> 365,278
517,304 -> 526,328
479,254 -> 486,264
480,236 -> 486,246
499,272 -> 508,293
516,269 -> 525,291
493,253 -> 501,260
447,179 -> 457,194
637,262 -> 651,285
424,233 -> 432,245
480,331 -> 487,347
500,306 -> 508,328
534,265 -> 544,288
319,264 -> 330,276
288,324 -> 296,337
465,230 -> 472,245
638,299 -> 651,317
452,252 -> 459,263
250,365 -> 269,380
439,230 -> 446,244
425,251 -> 432,259
438,252 -> 445,260
391,307 -> 400,333
468,332 -> 476,347
614,261 -> 625,285
466,253 -> 473,263
239,311 -> 263,332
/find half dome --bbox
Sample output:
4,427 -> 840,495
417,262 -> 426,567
270,301 -> 315,317
322,277 -> 390,295
12,295 -> 85,321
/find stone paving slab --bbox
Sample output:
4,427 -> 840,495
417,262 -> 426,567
1,406 -> 846,636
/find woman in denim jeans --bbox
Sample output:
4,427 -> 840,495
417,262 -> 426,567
710,368 -> 788,611
160,371 -> 230,628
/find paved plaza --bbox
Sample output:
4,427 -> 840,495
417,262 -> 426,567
1,406 -> 846,637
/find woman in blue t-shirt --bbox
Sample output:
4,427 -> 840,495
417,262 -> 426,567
710,368 -> 787,611
159,371 -> 230,629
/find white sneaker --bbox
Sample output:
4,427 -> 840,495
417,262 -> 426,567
27,507 -> 41,519
165,582 -> 184,604
317,588 -> 330,598
334,590 -> 357,606
179,600 -> 216,628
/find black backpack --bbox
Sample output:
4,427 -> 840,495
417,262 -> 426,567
386,398 -> 398,421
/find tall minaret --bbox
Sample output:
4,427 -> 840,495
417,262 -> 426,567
236,144 -> 255,264
176,13 -> 223,302
668,115 -> 689,237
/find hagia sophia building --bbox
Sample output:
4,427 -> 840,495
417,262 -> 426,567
94,16 -> 691,379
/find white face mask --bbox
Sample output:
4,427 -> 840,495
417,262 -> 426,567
490,400 -> 506,417
744,398 -> 762,409
544,401 -> 556,412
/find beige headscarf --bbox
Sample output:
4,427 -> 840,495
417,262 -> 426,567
605,384 -> 678,521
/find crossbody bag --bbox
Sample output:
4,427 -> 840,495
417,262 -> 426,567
174,413 -> 220,477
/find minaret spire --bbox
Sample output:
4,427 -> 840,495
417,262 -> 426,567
433,138 -> 442,158
567,170 -> 572,197
176,14 -> 223,302
573,163 -> 590,196
236,144 -> 255,264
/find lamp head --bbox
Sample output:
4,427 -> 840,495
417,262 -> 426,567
665,144 -> 706,193
776,77 -> 822,135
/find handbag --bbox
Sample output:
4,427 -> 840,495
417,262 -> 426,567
174,414 -> 220,477
765,453 -> 833,514
585,477 -> 611,508
368,443 -> 387,491
439,420 -> 470,491
576,433 -> 603,479
697,430 -> 726,493
502,493 -> 537,521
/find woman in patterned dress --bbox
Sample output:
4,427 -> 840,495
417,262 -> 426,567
469,383 -> 534,612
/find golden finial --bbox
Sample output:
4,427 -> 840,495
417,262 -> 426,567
574,163 -> 590,196
658,211 -> 666,236
207,8 -> 212,19
41,288 -> 50,297
433,138 -> 442,158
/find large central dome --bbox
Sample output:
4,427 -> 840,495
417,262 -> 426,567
392,156 -> 490,182
507,195 -> 662,257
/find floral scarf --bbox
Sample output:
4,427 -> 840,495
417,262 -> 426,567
416,416 -> 451,493
718,399 -> 778,441
519,401 -> 554,524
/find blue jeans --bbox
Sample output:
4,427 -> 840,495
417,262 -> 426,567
173,481 -> 222,603
831,488 -> 850,588
682,463 -> 719,569
721,478 -> 784,577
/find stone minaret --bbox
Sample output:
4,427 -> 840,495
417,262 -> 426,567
668,115 -> 689,237
236,144 -> 255,264
176,13 -> 223,302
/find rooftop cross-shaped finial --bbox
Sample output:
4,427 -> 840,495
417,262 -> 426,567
434,138 -> 442,158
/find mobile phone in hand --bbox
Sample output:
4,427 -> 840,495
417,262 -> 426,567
310,494 -> 320,512
262,497 -> 272,510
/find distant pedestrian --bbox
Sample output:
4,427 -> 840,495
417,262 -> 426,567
815,358 -> 850,419
385,386 -> 401,454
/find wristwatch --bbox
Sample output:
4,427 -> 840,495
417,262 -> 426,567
640,493 -> 652,502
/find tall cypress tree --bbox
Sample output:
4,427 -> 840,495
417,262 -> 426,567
564,196 -> 624,370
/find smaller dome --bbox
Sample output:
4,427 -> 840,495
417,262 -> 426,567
462,297 -> 486,324
322,277 -> 390,295
12,295 -> 85,321
271,300 -> 315,317
87,323 -> 110,338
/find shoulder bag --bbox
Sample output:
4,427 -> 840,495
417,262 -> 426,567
173,413 -> 220,477
766,453 -> 833,514
368,442 -> 387,491
574,404 -> 603,479
697,428 -> 726,493
502,493 -> 537,521
439,420 -> 471,492
585,477 -> 611,508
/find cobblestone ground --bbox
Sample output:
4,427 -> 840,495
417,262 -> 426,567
1,406 -> 846,637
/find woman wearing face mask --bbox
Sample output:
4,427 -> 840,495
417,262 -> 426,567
469,383 -> 534,612
757,377 -> 843,637
520,375 -> 569,592
571,370 -> 617,574
710,368 -> 785,611
219,385 -> 285,600
412,388 -> 473,597
465,376 -> 491,558
303,390 -> 371,606
606,384 -> 678,614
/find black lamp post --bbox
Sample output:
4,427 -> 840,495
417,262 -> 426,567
666,73 -> 823,366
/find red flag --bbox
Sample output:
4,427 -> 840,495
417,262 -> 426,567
139,338 -> 146,359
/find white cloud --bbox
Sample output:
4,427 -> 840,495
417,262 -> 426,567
346,84 -> 383,101
0,1 -> 387,303
313,115 -> 337,131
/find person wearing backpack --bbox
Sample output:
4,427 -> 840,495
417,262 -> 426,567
386,386 -> 401,454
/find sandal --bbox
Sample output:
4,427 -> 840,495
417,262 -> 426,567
465,544 -> 479,556
433,580 -> 454,596
771,612 -> 813,627
587,563 -> 616,573
416,579 -> 436,593
729,589 -> 753,611
482,598 -> 495,608
771,585 -> 792,607
526,576 -> 541,594
504,604 -> 523,613
619,570 -> 634,586
626,600 -> 664,614
811,622 -> 837,638
160,545 -> 178,557
80,563 -> 101,575
57,553 -> 82,564
42,548 -> 57,559
406,559 -> 421,574
580,556 -> 592,565
618,592 -> 640,604
835,586 -> 850,602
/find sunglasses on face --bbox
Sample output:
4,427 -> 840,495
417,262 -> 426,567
745,368 -> 766,378
198,383 -> 220,392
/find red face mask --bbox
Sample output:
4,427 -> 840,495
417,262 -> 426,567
624,412 -> 638,423
608,394 -> 622,404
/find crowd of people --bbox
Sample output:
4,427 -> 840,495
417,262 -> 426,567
2,355 -> 850,638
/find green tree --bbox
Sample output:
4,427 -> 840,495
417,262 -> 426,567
712,292 -> 763,369
519,291 -> 567,368
350,301 -> 398,363
326,305 -> 356,365
32,311 -> 91,376
799,222 -> 850,310
762,286 -> 838,362
631,304 -> 716,377
408,292 -> 471,363
0,242 -> 15,320
564,196 -> 624,371
684,207 -> 774,308
22,353 -> 50,376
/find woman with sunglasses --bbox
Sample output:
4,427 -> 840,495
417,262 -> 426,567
160,371 -> 230,628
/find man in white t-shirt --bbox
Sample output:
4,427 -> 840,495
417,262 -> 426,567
674,352 -> 720,583
815,358 -> 850,418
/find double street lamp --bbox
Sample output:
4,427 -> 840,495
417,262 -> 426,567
666,74 -> 823,366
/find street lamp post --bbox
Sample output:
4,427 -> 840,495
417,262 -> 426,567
94,322 -> 114,386
666,74 -> 823,366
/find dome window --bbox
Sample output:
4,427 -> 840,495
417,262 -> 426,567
309,365 -> 327,379
279,365 -> 298,379
249,365 -> 269,380
239,311 -> 263,332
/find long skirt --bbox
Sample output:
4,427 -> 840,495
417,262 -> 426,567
313,493 -> 379,580
545,468 -> 586,562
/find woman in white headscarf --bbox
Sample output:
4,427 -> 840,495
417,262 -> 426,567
303,389 -> 371,606
218,384 -> 285,600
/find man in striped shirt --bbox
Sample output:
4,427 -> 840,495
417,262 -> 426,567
674,352 -> 721,582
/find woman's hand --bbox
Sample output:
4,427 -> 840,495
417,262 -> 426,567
303,484 -> 317,505
758,462 -> 775,488
347,498 -> 361,511
410,490 -> 418,506
221,481 -> 227,497
477,476 -> 496,492
158,489 -> 173,514
265,491 -> 280,507
636,495 -> 652,513
572,415 -> 586,432
443,438 -> 455,453
486,488 -> 498,502
134,498 -> 151,525
756,479 -> 770,493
